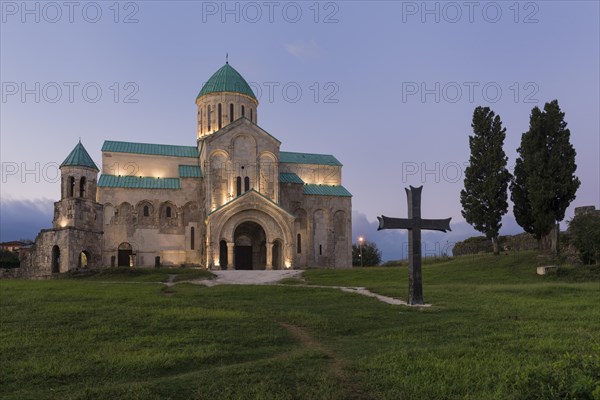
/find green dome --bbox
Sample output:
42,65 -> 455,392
197,62 -> 257,101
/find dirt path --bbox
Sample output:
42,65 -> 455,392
278,321 -> 373,400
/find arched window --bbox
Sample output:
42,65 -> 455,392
199,109 -> 202,134
218,103 -> 222,130
190,227 -> 195,250
51,245 -> 60,273
67,176 -> 75,197
250,108 -> 253,122
230,103 -> 234,123
297,234 -> 302,254
79,251 -> 89,268
244,176 -> 250,192
241,105 -> 245,118
166,206 -> 172,218
236,177 -> 242,196
207,105 -> 211,131
79,176 -> 86,198
143,205 -> 149,217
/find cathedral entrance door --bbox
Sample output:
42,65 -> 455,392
233,221 -> 267,270
235,246 -> 253,270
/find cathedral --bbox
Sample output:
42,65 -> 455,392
20,62 -> 352,275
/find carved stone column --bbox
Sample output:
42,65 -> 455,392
227,242 -> 235,270
207,242 -> 213,269
266,242 -> 274,270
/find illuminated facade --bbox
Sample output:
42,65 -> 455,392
22,62 -> 352,273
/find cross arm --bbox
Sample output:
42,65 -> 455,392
420,218 -> 452,233
377,215 -> 414,231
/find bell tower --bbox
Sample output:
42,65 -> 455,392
53,141 -> 103,232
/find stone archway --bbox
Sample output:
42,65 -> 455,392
234,221 -> 266,270
51,245 -> 60,273
118,242 -> 133,267
207,191 -> 296,270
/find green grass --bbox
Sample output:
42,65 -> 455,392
1,252 -> 599,399
62,267 -> 215,283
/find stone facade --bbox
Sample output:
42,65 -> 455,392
19,62 -> 352,276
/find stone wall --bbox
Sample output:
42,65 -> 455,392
574,206 -> 600,217
280,182 -> 352,268
16,227 -> 103,277
99,178 -> 205,267
102,152 -> 198,179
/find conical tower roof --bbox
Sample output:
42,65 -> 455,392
60,141 -> 98,170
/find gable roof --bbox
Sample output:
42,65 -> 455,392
98,175 -> 180,189
61,141 -> 99,170
303,184 -> 352,197
279,151 -> 342,166
102,140 -> 199,158
205,117 -> 281,144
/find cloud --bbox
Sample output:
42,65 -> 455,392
284,40 -> 322,61
0,198 -> 54,242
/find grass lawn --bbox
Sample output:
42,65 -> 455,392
1,252 -> 599,399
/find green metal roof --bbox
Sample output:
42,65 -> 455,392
98,175 -> 180,189
303,184 -> 352,197
179,165 -> 202,178
280,151 -> 342,166
102,140 -> 199,158
197,62 -> 257,101
61,141 -> 98,170
279,173 -> 304,184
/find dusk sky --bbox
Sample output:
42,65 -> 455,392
1,1 -> 598,260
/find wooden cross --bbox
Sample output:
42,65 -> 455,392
378,185 -> 451,305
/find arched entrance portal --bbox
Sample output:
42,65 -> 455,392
234,221 -> 266,270
51,245 -> 60,273
118,242 -> 133,267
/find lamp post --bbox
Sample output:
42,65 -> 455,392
358,236 -> 364,267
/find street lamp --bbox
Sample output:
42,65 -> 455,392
358,236 -> 364,267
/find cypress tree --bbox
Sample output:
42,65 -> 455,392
510,100 -> 580,252
460,107 -> 511,255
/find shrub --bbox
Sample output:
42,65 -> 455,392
568,214 -> 600,264
0,250 -> 20,269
